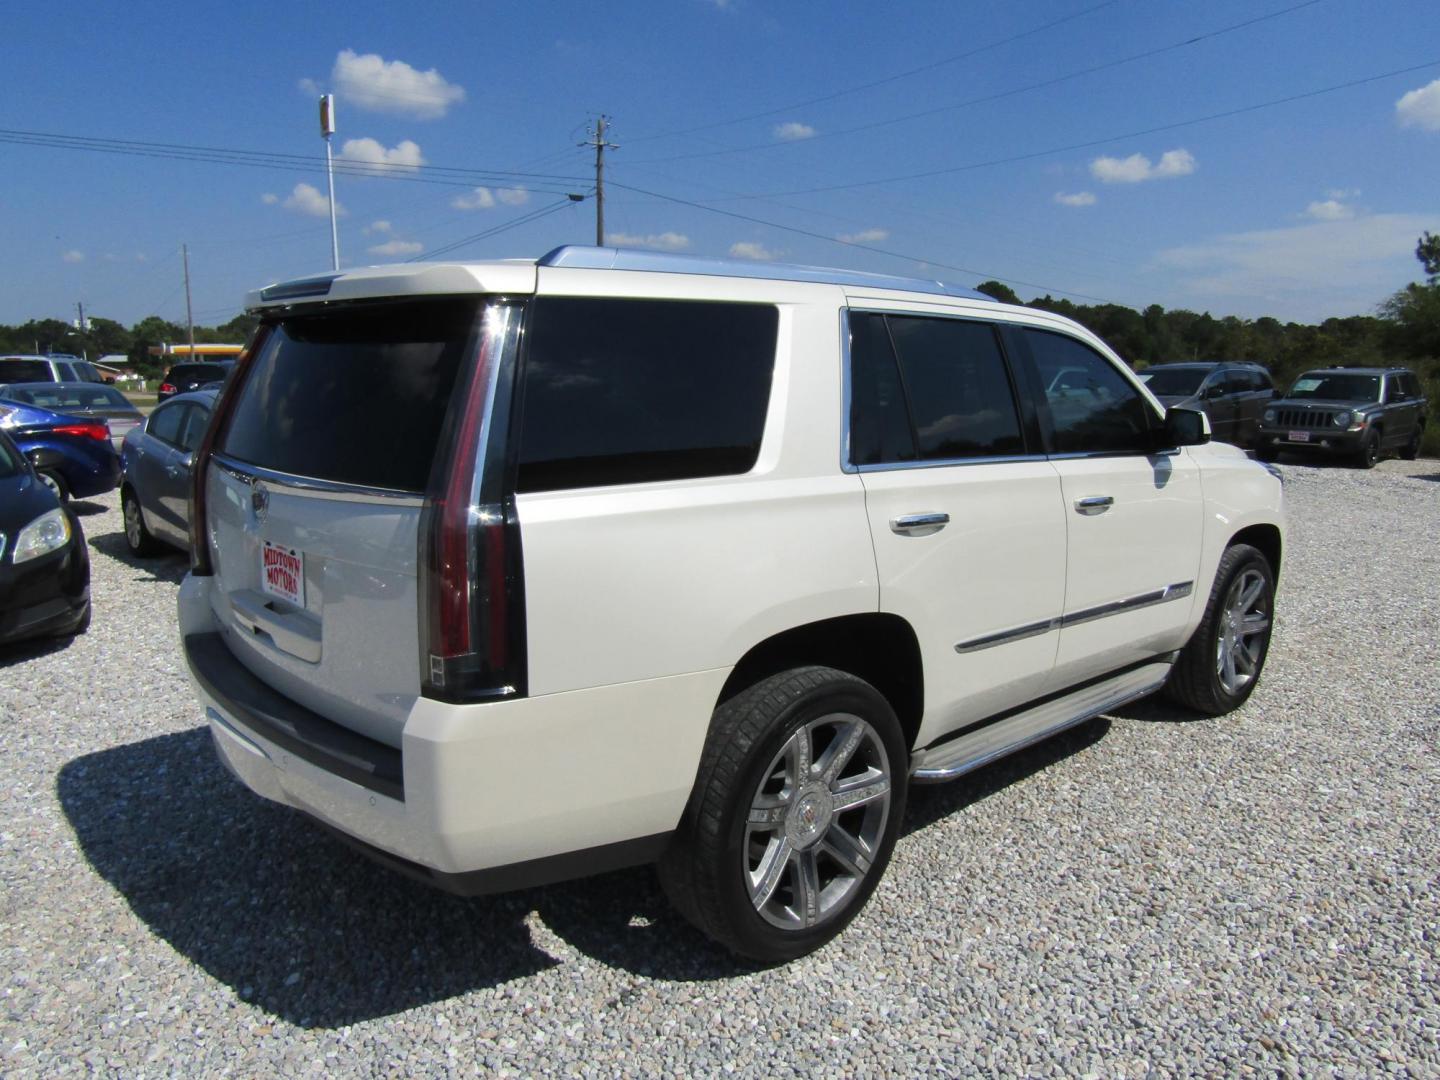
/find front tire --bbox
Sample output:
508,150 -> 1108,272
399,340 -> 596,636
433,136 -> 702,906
1165,543 -> 1275,716
1356,429 -> 1380,469
38,469 -> 70,502
659,666 -> 907,963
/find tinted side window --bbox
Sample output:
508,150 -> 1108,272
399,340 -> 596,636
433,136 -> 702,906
848,313 -> 917,466
148,402 -> 186,446
1024,329 -> 1153,454
1251,370 -> 1274,392
517,298 -> 777,493
179,406 -> 211,452
0,360 -> 52,382
56,363 -> 75,380
885,316 -> 1022,459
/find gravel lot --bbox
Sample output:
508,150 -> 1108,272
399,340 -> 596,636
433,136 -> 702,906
2,458 -> 1438,1076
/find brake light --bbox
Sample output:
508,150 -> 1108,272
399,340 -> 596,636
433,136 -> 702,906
188,326 -> 271,574
52,422 -> 110,442
159,383 -> 177,395
419,302 -> 527,702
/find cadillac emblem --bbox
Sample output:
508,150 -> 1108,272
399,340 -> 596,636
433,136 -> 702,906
251,482 -> 269,523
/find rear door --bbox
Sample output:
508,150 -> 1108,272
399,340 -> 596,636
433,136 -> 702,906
203,298 -> 483,747
849,309 -> 1066,743
1014,327 -> 1203,688
1201,372 -> 1242,444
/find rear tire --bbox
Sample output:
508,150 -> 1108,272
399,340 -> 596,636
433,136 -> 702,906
122,486 -> 162,557
1165,544 -> 1275,717
659,666 -> 907,963
38,469 -> 69,502
1401,425 -> 1423,461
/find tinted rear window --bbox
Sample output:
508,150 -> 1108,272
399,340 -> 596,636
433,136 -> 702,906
0,360 -> 52,382
168,364 -> 231,384
516,297 -> 778,493
219,299 -> 480,491
7,385 -> 133,409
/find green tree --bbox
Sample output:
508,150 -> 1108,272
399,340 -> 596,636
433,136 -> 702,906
1417,231 -> 1440,282
973,280 -> 1021,304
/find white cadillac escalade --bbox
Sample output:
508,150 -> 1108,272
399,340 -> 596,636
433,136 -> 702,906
178,247 -> 1284,962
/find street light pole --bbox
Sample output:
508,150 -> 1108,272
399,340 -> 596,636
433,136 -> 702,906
320,94 -> 339,270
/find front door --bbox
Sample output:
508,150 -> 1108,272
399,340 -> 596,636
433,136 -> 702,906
1012,327 -> 1204,688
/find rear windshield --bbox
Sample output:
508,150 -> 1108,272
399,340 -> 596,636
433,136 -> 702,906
1288,372 -> 1380,402
219,299 -> 479,491
5,385 -> 133,409
1137,367 -> 1207,396
167,363 -> 232,383
0,360 -> 52,382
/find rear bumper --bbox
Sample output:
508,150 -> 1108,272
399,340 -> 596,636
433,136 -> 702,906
178,573 -> 725,893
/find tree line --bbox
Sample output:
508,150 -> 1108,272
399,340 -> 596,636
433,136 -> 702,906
0,313 -> 259,377
2,234 -> 1435,451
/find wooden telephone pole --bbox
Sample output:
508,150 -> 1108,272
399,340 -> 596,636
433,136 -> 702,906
582,116 -> 618,246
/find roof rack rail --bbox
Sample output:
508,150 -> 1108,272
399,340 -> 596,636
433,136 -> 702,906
536,246 -> 997,302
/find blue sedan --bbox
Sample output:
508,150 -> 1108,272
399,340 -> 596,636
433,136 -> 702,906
0,400 -> 121,502
119,389 -> 216,556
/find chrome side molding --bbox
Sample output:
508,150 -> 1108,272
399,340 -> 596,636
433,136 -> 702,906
954,581 -> 1194,653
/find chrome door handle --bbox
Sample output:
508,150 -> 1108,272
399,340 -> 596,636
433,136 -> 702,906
890,512 -> 949,536
1074,496 -> 1114,514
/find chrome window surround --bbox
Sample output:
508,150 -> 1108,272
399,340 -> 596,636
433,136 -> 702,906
0,532 -> 6,563
953,581 -> 1194,653
210,453 -> 425,508
839,307 -> 1167,475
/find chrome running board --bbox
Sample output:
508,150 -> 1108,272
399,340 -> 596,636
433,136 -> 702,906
909,661 -> 1172,784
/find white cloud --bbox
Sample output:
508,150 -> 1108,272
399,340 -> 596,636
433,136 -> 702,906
330,49 -> 466,120
773,121 -> 816,142
730,241 -> 780,261
606,231 -> 691,251
1054,191 -> 1097,207
336,137 -> 425,175
283,182 -> 343,218
61,250 -> 84,263
1304,199 -> 1354,221
298,77 -> 321,96
496,187 -> 529,206
260,192 -> 279,205
1396,78 -> 1440,131
1090,148 -> 1196,184
452,187 -> 496,210
364,220 -> 392,235
1157,212 -> 1437,319
837,228 -> 889,243
368,239 -> 423,257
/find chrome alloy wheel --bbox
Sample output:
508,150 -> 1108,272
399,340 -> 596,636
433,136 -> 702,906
1215,567 -> 1270,696
743,713 -> 892,931
123,495 -> 143,548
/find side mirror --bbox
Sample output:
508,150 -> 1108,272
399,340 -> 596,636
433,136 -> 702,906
1157,406 -> 1210,449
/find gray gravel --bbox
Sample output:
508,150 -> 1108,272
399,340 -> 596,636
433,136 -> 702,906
3,458 -> 1438,1077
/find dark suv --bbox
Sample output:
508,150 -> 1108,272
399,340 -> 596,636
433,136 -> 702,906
157,362 -> 233,403
1137,361 -> 1275,449
1257,367 -> 1427,467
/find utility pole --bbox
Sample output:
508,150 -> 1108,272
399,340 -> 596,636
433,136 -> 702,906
320,95 -> 339,270
76,301 -> 87,360
582,115 -> 618,246
182,244 -> 196,359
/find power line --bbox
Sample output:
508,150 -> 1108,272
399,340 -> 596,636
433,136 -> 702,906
629,0 -> 1324,165
751,58 -> 1440,197
626,0 -> 1122,145
607,179 -> 1120,304
408,198 -> 580,261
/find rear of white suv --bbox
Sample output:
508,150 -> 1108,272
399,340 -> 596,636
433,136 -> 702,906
182,248 -> 1284,963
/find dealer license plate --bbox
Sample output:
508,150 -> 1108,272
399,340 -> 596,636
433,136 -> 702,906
1287,430 -> 1310,443
260,540 -> 305,607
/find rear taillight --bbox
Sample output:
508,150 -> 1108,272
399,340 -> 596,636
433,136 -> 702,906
419,302 -> 527,702
158,383 -> 177,396
188,326 -> 271,574
52,422 -> 110,442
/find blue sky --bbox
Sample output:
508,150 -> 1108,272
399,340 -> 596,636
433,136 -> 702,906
5,0 -> 1438,329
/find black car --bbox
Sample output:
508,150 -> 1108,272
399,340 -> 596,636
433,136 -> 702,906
1137,361 -> 1276,449
158,362 -> 234,403
1257,367 -> 1428,467
0,428 -> 90,645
